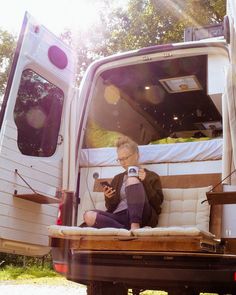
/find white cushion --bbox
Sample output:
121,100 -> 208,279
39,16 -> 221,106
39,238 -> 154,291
158,186 -> 212,232
132,226 -> 215,238
77,187 -> 211,229
48,225 -> 131,236
49,224 -> 214,238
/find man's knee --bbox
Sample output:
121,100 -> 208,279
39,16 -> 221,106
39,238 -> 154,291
83,211 -> 97,226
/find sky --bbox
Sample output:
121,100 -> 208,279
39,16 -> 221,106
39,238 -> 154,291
0,0 -> 127,37
0,0 -> 127,103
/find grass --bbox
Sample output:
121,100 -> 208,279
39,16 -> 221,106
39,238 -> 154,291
0,265 -> 61,281
0,265 -> 219,294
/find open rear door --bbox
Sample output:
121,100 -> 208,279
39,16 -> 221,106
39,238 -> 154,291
221,0 -> 236,241
0,12 -> 76,255
223,0 -> 236,178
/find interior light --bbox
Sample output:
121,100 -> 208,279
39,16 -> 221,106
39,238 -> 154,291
179,84 -> 189,91
159,75 -> 202,93
173,115 -> 178,120
143,85 -> 164,105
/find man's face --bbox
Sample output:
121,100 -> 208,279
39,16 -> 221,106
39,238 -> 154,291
117,147 -> 138,170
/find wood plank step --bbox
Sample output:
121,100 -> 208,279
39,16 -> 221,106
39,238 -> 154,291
52,235 -> 221,253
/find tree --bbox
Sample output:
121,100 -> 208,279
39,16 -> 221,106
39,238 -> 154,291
0,29 -> 16,98
60,0 -> 226,86
0,1 -> 226,92
109,0 -> 226,50
60,0 -> 123,85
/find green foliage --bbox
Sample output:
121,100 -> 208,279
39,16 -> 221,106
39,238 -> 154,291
0,265 -> 59,280
0,253 -> 57,281
60,0 -> 226,86
0,1 -> 226,92
105,0 -> 226,50
141,291 -> 167,294
0,252 -> 53,268
0,29 -> 15,96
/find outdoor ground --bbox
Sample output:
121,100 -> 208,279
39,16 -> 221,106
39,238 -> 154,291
0,266 -> 219,294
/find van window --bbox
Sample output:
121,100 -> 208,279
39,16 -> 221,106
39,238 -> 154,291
83,55 -> 222,148
14,69 -> 64,157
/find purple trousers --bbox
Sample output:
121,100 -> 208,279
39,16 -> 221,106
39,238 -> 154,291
93,183 -> 151,229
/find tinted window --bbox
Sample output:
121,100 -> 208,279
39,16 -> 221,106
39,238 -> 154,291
14,69 -> 64,157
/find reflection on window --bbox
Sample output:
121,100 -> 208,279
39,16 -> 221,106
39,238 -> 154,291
14,69 -> 64,157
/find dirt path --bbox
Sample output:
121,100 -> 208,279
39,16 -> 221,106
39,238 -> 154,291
0,279 -> 87,295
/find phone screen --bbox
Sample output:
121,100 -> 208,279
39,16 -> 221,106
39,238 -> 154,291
100,181 -> 112,188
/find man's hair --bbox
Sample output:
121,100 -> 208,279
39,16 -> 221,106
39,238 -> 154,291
116,136 -> 138,153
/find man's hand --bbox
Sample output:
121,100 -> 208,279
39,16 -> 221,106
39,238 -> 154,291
103,186 -> 116,198
138,168 -> 146,181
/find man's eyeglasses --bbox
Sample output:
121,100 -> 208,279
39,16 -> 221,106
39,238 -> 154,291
116,153 -> 133,163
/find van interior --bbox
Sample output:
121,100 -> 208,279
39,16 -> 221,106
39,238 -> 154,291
83,54 -> 223,148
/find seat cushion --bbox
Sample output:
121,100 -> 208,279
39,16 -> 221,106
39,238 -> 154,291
48,225 -> 131,236
158,186 -> 212,232
132,226 -> 215,238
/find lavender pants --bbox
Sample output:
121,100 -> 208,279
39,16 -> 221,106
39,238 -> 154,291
93,183 -> 151,229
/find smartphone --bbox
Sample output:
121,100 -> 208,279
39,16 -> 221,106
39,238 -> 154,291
100,181 -> 112,188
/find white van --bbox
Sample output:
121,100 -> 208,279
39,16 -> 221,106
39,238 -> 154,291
1,1 -> 236,293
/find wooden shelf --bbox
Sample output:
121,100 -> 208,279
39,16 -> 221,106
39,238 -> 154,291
14,193 -> 61,204
206,191 -> 236,205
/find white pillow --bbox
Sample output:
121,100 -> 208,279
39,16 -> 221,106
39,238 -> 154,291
158,186 -> 212,232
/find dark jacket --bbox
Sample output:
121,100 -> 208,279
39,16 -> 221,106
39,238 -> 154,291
105,169 -> 164,227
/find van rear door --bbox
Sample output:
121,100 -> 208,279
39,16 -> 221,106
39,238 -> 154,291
0,12 -> 76,256
222,0 -> 236,181
220,0 -> 236,242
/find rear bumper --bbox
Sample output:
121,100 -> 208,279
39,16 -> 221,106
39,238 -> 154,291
52,247 -> 236,293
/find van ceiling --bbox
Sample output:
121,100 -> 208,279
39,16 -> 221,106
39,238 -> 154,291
101,54 -> 222,138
